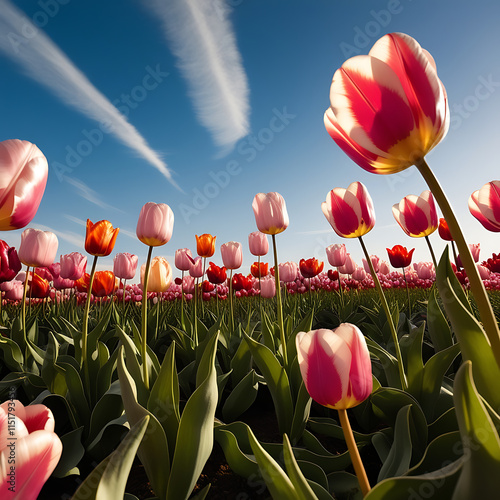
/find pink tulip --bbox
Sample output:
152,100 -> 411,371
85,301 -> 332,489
324,33 -> 449,175
136,202 -> 174,246
189,256 -> 204,278
175,248 -> 195,271
252,192 -> 289,235
181,275 -> 195,294
278,261 -> 298,283
469,181 -> 500,232
0,140 -> 49,231
1,280 -> 24,300
0,240 -> 21,283
0,400 -> 62,500
322,182 -> 375,238
18,228 -> 58,268
325,243 -> 347,268
338,254 -> 356,275
457,243 -> 481,268
413,261 -> 435,280
378,260 -> 390,275
140,256 -> 172,292
259,277 -> 276,298
221,241 -> 243,270
113,252 -> 138,280
53,275 -> 75,290
362,255 -> 380,273
60,252 -> 87,280
392,190 -> 438,238
296,324 -> 372,409
477,264 -> 491,280
248,231 -> 269,256
352,267 -> 367,281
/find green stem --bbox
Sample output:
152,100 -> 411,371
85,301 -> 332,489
141,246 -> 153,390
180,270 -> 185,328
359,236 -> 407,390
21,265 -> 30,349
338,409 -> 371,497
82,255 -> 98,396
272,234 -> 287,369
229,269 -> 234,332
416,158 -> 500,370
402,267 -> 411,319
424,235 -> 438,271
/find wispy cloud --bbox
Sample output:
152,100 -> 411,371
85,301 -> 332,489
64,177 -> 123,212
0,0 -> 178,187
31,223 -> 84,249
144,0 -> 250,151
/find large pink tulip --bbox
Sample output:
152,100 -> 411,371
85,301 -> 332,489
324,33 -> 449,175
18,228 -> 58,268
136,202 -> 174,246
60,252 -> 87,280
0,140 -> 49,231
0,240 -> 21,283
221,241 -> 243,270
469,181 -> 500,232
296,324 -> 372,409
252,192 -> 289,235
248,231 -> 269,256
392,190 -> 438,238
0,400 -> 62,500
259,277 -> 276,298
322,182 -> 375,238
113,252 -> 138,280
278,261 -> 298,283
175,248 -> 194,271
140,256 -> 172,292
326,243 -> 347,268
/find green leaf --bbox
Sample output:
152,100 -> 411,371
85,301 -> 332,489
0,335 -> 23,371
327,471 -> 362,500
452,361 -> 500,499
289,381 -> 312,445
427,285 -> 453,352
71,416 -> 149,500
53,427 -> 85,478
166,333 -> 219,500
365,338 -> 401,389
41,332 -> 67,396
59,361 -> 90,428
222,369 -> 259,422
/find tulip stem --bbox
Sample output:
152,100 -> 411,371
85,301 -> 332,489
82,255 -> 98,400
338,409 -> 371,497
402,267 -> 411,319
359,236 -> 407,391
141,246 -> 153,390
272,234 -> 287,369
180,270 -> 185,329
21,265 -> 30,351
424,235 -> 438,271
229,269 -> 234,332
416,158 -> 500,370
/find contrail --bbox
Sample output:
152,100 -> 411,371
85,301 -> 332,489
0,0 -> 178,187
143,0 -> 250,152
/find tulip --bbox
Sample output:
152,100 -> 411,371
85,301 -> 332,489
136,202 -> 174,246
2,280 -> 23,301
328,269 -> 339,281
326,243 -> 347,268
278,261 -> 298,283
378,260 -> 391,275
92,270 -> 116,297
322,182 -> 375,238
387,245 -> 415,269
85,219 -> 119,257
352,267 -> 367,281
189,256 -> 204,278
414,261 -> 434,280
18,228 -> 58,268
438,218 -> 453,241
195,234 -> 216,258
0,400 -> 62,500
221,241 -> 243,270
324,33 -> 448,175
0,139 -> 49,231
469,181 -> 500,232
338,254 -> 356,275
299,258 -> 324,279
34,267 -> 53,282
250,262 -> 268,278
60,252 -> 87,280
175,248 -> 194,271
252,192 -> 289,235
141,256 -> 172,293
0,240 -> 21,282
259,277 -> 276,298
248,231 -> 269,256
75,273 -> 90,293
362,255 -> 380,274
392,190 -> 438,238
457,243 -> 481,268
113,253 -> 138,280
206,262 -> 227,284
53,275 -> 75,290
232,273 -> 253,291
27,271 -> 50,299
477,264 -> 491,280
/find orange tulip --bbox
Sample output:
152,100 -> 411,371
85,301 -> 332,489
195,233 -> 216,258
92,270 -> 116,297
85,219 -> 119,257
250,262 -> 268,278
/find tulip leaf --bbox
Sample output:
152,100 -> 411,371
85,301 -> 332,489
327,471 -> 362,500
307,418 -> 375,445
289,380 -> 312,445
435,248 -> 500,410
427,285 -> 453,352
59,361 -> 90,428
365,338 -> 401,389
244,332 -> 294,435
96,345 -> 120,402
41,332 -> 67,396
222,368 -> 259,422
0,334 -> 24,371
296,459 -> 329,491
428,407 -> 459,442
52,426 -> 85,478
230,337 -> 252,386
452,361 -> 500,499
165,333 -> 219,500
71,415 -> 149,500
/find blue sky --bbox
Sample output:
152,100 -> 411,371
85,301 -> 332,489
1,0 -> 500,280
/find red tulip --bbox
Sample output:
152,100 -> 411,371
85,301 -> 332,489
392,190 -> 438,238
136,202 -> 174,246
250,262 -> 268,278
438,218 -> 453,241
325,243 -> 347,268
85,219 -> 119,257
0,400 -> 62,500
328,269 -> 339,281
60,252 -> 87,280
27,272 -> 50,299
206,262 -> 227,284
0,139 -> 49,231
221,241 -> 243,270
248,231 -> 269,256
296,324 -> 372,409
232,273 -> 253,292
469,181 -> 500,232
202,280 -> 215,293
92,271 -> 116,297
75,273 -> 90,293
18,228 -> 58,268
195,234 -> 216,258
322,182 -> 375,238
324,33 -> 448,175
0,240 -> 21,282
299,258 -> 324,279
113,253 -> 138,280
252,192 -> 289,235
387,245 -> 415,269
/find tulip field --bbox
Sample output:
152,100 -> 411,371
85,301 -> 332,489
3,32 -> 500,500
